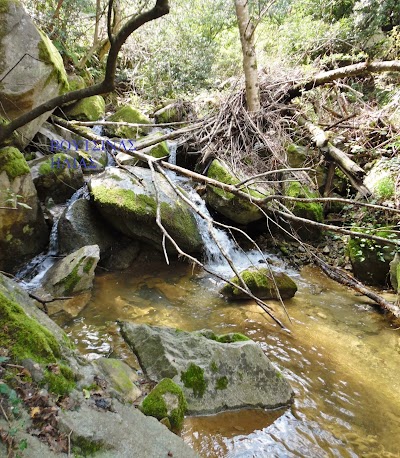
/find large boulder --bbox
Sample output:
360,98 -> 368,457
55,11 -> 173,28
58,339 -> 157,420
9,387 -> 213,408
154,101 -> 195,124
120,324 -> 293,415
0,1 -> 69,146
89,167 -> 203,254
0,146 -> 49,273
104,105 -> 151,139
58,198 -> 141,269
42,244 -> 100,297
205,159 -> 264,225
220,267 -> 298,300
30,153 -> 85,203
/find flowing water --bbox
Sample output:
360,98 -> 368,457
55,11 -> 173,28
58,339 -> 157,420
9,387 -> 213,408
56,257 -> 400,458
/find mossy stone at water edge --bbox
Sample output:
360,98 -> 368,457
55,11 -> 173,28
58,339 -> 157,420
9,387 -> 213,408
220,267 -> 298,300
105,105 -> 151,138
206,159 -> 265,225
89,167 -> 202,254
65,95 -> 105,122
141,378 -> 187,431
116,131 -> 170,165
0,274 -> 75,395
120,323 -> 293,415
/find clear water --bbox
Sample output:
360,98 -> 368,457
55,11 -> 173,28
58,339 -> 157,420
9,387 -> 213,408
57,259 -> 400,458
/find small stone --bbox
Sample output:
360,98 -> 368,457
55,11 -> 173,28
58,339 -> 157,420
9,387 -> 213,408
322,246 -> 330,254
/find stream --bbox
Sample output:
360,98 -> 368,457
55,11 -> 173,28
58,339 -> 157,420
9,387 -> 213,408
21,135 -> 400,457
54,257 -> 400,457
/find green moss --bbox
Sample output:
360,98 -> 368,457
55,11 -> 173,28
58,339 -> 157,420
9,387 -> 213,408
0,0 -> 11,14
375,176 -> 395,199
43,364 -> 75,396
72,436 -> 104,457
0,291 -> 61,362
38,153 -> 70,176
215,376 -> 228,390
67,74 -> 86,92
37,29 -> 69,94
58,259 -> 83,295
107,106 -> 150,138
141,378 -> 187,431
221,268 -> 298,300
210,361 -> 218,373
83,258 -> 95,274
0,147 -> 30,178
180,363 -> 207,398
65,96 -> 105,122
216,333 -> 250,343
286,181 -> 323,222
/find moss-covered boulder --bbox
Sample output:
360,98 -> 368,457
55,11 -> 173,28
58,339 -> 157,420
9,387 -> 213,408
42,244 -> 100,297
89,167 -> 203,254
154,101 -> 194,124
220,267 -> 298,300
364,157 -> 399,201
120,323 -> 293,415
141,378 -> 187,431
95,358 -> 141,402
0,273 -> 76,395
64,95 -> 105,122
30,153 -> 84,203
0,1 -> 69,146
205,159 -> 264,225
105,105 -> 151,139
116,131 -> 169,165
348,228 -> 398,286
0,146 -> 49,273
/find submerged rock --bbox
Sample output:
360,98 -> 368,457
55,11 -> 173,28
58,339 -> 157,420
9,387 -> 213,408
141,378 -> 187,431
89,167 -> 203,254
42,244 -> 100,297
30,153 -> 84,203
205,159 -> 264,225
220,267 -> 298,300
120,324 -> 293,415
105,105 -> 151,138
0,147 -> 49,273
0,0 -> 69,146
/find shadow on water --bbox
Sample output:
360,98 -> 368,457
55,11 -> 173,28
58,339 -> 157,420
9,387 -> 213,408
56,259 -> 400,458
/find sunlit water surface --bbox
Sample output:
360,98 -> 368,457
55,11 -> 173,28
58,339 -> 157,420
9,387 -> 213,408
56,259 -> 400,458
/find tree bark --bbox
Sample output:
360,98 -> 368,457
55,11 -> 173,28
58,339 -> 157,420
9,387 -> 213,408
234,0 -> 260,112
0,0 -> 170,145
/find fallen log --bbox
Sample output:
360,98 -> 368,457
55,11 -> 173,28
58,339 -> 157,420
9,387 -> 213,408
315,257 -> 400,320
283,60 -> 400,102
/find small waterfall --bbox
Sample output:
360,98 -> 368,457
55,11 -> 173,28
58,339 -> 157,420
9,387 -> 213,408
167,141 -> 177,165
17,185 -> 89,289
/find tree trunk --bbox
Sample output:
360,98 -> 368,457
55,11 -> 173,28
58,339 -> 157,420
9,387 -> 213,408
234,0 -> 260,112
93,0 -> 101,47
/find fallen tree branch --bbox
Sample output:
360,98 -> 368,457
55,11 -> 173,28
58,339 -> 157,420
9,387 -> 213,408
315,257 -> 400,319
68,120 -> 195,128
283,60 -> 400,102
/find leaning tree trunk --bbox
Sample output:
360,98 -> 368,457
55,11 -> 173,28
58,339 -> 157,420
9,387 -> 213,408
234,0 -> 260,112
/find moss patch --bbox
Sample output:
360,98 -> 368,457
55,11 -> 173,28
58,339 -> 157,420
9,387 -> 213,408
0,147 -> 30,178
285,181 -> 323,222
43,364 -> 75,396
180,363 -> 207,398
38,153 -> 71,176
375,176 -> 395,199
215,333 -> 250,343
37,28 -> 69,94
215,376 -> 228,390
141,378 -> 187,431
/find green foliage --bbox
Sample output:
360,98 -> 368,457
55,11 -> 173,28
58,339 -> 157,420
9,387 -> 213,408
180,363 -> 207,397
375,176 -> 395,199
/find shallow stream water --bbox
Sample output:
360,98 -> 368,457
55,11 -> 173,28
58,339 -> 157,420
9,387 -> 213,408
57,256 -> 400,458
